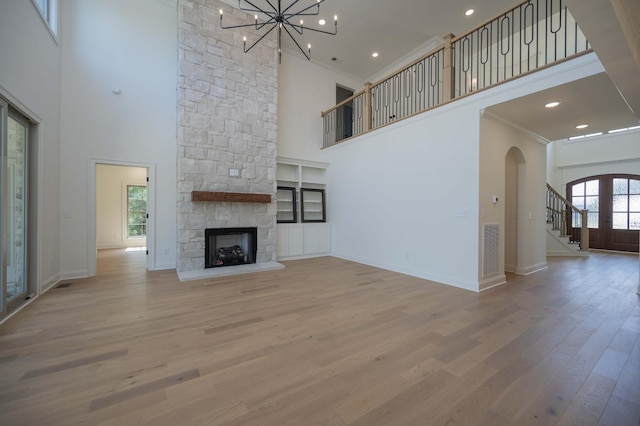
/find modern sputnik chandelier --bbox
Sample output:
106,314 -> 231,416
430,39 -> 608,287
219,0 -> 338,63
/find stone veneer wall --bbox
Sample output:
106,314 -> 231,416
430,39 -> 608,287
177,0 -> 278,272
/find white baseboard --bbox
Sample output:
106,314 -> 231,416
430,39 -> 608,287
152,262 -> 176,271
479,274 -> 507,291
59,270 -> 89,280
515,262 -> 548,275
277,253 -> 330,261
41,273 -> 61,293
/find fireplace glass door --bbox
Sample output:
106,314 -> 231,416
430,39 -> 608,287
205,227 -> 258,268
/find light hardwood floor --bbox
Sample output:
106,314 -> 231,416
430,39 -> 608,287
1,250 -> 639,425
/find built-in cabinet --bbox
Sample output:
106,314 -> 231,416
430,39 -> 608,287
276,157 -> 330,260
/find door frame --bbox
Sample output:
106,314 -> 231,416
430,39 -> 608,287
567,174 -> 640,252
0,89 -> 41,321
5,108 -> 31,311
88,158 -> 156,276
0,97 -> 7,318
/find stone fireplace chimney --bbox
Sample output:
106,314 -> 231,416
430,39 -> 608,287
176,0 -> 280,280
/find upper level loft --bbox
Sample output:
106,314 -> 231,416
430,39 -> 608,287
321,0 -> 591,148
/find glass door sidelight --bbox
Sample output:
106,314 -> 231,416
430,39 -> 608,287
568,174 -> 640,252
1,100 -> 31,317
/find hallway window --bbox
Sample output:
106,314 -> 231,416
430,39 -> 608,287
613,178 -> 640,230
127,185 -> 147,238
33,0 -> 58,36
571,179 -> 599,228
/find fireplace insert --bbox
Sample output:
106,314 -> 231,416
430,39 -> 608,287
204,227 -> 257,268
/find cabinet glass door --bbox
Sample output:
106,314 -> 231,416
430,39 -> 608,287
276,187 -> 297,223
301,188 -> 326,222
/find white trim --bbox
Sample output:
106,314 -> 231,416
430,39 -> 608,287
124,182 -> 148,242
88,159 -> 156,276
331,252 -> 480,292
60,269 -> 89,280
515,262 -> 548,275
478,274 -> 507,291
481,110 -> 550,145
30,0 -> 59,43
0,85 -> 46,316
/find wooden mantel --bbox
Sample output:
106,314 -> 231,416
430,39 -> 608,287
191,191 -> 271,203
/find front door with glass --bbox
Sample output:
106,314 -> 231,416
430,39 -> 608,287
568,174 -> 640,252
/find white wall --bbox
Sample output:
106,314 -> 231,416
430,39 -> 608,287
59,0 -> 177,277
96,165 -> 147,249
318,103 -> 482,290
547,129 -> 640,195
310,53 -> 605,291
480,116 -> 548,286
0,1 -> 62,291
278,51 -> 363,161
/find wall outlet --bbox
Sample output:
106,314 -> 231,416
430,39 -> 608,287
229,168 -> 241,178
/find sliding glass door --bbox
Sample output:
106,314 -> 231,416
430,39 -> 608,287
1,99 -> 30,317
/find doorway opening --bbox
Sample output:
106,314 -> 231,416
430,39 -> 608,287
95,164 -> 148,275
567,174 -> 639,252
89,160 -> 155,276
505,147 -> 526,274
336,84 -> 354,141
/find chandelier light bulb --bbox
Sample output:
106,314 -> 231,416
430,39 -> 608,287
219,0 -> 338,63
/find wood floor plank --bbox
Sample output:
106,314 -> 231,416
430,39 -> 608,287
0,249 -> 638,425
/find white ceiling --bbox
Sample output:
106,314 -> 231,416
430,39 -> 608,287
288,0 -> 520,81
221,0 -> 640,142
485,73 -> 640,141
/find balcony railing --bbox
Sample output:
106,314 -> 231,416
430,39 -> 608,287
321,0 -> 591,148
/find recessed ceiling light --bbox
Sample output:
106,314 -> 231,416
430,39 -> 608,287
372,52 -> 379,58
465,9 -> 475,16
545,101 -> 560,108
576,124 -> 589,129
319,18 -> 326,25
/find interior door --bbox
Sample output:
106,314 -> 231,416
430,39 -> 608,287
568,174 -> 640,252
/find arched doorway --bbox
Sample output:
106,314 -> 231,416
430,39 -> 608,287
505,147 -> 526,273
567,174 -> 640,252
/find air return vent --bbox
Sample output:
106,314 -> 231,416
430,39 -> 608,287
483,224 -> 500,278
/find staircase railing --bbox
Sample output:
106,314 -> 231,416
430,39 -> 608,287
322,0 -> 591,148
546,183 -> 589,250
